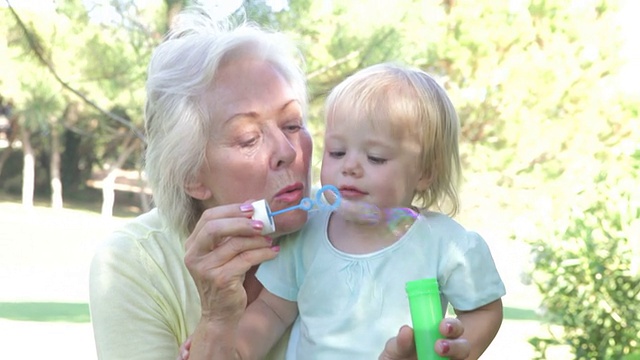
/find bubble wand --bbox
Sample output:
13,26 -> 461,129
251,185 -> 342,235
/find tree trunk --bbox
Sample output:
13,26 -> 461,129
0,143 -> 14,178
50,121 -> 63,210
0,115 -> 19,178
101,135 -> 139,217
101,171 -> 117,217
138,190 -> 151,213
21,127 -> 34,208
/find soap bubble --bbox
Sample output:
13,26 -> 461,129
382,207 -> 419,237
272,186 -> 419,237
324,191 -> 419,236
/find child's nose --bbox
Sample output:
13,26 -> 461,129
341,156 -> 362,177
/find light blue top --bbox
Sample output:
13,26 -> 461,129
256,208 -> 506,360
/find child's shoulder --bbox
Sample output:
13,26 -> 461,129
418,210 -> 467,234
418,211 -> 489,250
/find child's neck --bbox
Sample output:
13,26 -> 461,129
327,211 -> 416,254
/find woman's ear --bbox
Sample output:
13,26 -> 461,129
185,180 -> 212,200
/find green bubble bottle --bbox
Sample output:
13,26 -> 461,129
405,278 -> 446,360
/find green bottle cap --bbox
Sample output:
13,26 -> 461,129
406,278 -> 439,295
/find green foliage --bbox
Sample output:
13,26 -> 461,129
18,73 -> 63,132
523,146 -> 640,359
2,0 -> 639,233
0,1 -> 164,196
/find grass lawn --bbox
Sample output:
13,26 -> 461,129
0,194 -> 570,359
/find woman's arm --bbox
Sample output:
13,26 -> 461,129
455,299 -> 503,360
187,277 -> 297,360
236,289 -> 298,359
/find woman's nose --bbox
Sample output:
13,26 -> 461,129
270,131 -> 297,169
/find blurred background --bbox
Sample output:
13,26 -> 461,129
0,0 -> 638,359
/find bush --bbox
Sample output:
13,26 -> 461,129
524,150 -> 640,359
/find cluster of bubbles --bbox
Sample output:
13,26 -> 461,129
269,184 -> 418,236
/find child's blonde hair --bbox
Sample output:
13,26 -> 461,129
324,62 -> 461,215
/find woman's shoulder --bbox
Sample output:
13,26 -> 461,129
94,208 -> 181,263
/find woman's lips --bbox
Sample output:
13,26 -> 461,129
273,183 -> 304,203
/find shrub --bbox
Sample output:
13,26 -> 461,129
524,150 -> 640,359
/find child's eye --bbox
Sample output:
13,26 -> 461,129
328,151 -> 345,158
368,156 -> 387,164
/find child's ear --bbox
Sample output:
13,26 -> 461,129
185,181 -> 212,200
416,172 -> 432,192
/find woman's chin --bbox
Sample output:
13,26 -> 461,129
273,211 -> 308,236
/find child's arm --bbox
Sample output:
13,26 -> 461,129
235,288 -> 298,360
454,298 -> 503,360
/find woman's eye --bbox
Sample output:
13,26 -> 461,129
283,120 -> 303,133
239,137 -> 258,148
368,156 -> 387,164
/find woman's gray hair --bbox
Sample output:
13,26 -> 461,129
144,5 -> 307,238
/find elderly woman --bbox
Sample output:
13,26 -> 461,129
89,6 -> 470,360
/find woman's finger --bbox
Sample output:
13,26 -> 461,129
194,237 -> 279,281
201,233 -> 274,263
187,202 -> 254,237
176,337 -> 191,360
186,215 -> 262,258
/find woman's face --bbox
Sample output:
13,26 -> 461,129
188,58 -> 312,235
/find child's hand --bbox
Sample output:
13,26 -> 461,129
176,337 -> 191,360
436,318 -> 470,359
379,319 -> 470,360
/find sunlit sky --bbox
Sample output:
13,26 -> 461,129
1,0 -> 287,13
617,0 -> 640,95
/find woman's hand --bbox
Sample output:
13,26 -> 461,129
176,337 -> 191,360
184,202 -> 278,324
379,318 -> 470,360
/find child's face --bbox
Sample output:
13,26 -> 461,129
321,119 -> 427,210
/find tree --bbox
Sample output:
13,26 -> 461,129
522,139 -> 640,359
1,0 -> 637,248
1,0 -> 166,212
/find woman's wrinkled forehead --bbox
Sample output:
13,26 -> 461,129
204,58 -> 302,131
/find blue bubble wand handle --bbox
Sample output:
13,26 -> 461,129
406,278 -> 446,360
268,184 -> 341,217
251,185 -> 342,235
